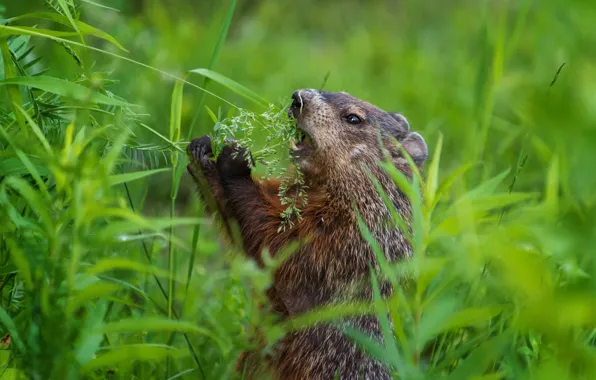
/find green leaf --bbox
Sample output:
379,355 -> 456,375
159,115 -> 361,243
0,37 -> 26,131
3,176 -> 54,235
205,106 -> 219,124
0,75 -> 129,106
425,133 -> 443,209
417,257 -> 449,303
138,123 -> 185,153
1,25 -> 86,39
85,258 -> 172,279
13,151 -> 50,196
81,0 -> 121,12
544,154 -> 559,213
56,0 -> 83,40
187,0 -> 237,138
434,192 -> 537,239
207,0 -> 237,73
371,270 -> 402,369
342,326 -> 398,368
433,162 -> 475,209
66,282 -> 121,315
459,169 -> 511,201
101,318 -> 222,344
0,264 -> 18,276
103,127 -> 131,174
74,300 -> 109,366
93,216 -> 207,245
82,344 -> 184,372
368,172 -> 412,242
378,160 -> 415,201
5,238 -> 33,291
440,306 -> 503,333
446,330 -> 512,380
285,302 -> 373,332
356,214 -> 398,287
14,104 -> 53,155
188,68 -> 269,108
0,125 -> 50,197
417,297 -> 459,348
7,12 -> 127,51
169,79 -> 184,143
0,306 -> 25,352
410,176 -> 425,259
107,168 -> 170,186
0,155 -> 49,177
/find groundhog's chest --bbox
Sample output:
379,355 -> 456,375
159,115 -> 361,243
273,225 -> 375,316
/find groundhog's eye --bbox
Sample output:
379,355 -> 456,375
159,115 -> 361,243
345,114 -> 362,125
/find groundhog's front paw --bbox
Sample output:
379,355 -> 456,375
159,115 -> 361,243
187,135 -> 216,179
216,139 -> 253,181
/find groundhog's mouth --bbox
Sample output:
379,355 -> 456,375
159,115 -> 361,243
290,128 -> 313,153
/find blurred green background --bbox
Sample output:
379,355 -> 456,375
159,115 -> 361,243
3,0 -> 596,379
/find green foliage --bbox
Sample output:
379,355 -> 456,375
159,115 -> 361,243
1,0 -> 596,379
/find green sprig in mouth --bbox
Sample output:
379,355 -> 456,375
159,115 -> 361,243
290,128 -> 314,152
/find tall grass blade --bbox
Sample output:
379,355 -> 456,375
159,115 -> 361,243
108,168 -> 170,186
82,345 -> 184,372
188,68 -> 269,108
7,12 -> 127,51
0,37 -> 26,131
187,0 -> 237,138
0,307 -> 25,352
0,76 -> 129,106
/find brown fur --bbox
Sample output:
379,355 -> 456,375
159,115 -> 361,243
187,89 -> 428,379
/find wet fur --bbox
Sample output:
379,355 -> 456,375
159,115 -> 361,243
187,89 -> 427,379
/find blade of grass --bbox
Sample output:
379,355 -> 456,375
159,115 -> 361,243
55,0 -> 87,52
4,238 -> 33,291
14,103 -> 52,155
188,68 -> 269,108
187,0 -> 237,139
0,124 -> 50,198
166,78 -> 185,377
82,344 -> 184,372
0,307 -> 25,352
425,133 -> 443,210
108,168 -> 170,186
0,37 -> 26,133
477,1 -> 507,178
6,12 -> 126,51
3,176 -> 54,236
81,0 -> 121,12
0,76 -> 129,106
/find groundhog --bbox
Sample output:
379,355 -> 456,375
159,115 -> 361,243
187,89 -> 428,379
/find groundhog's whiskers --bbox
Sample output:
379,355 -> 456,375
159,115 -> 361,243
297,90 -> 304,115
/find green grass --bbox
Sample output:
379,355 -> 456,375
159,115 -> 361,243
1,0 -> 596,379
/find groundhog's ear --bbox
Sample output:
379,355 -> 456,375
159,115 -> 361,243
401,132 -> 428,167
389,112 -> 410,134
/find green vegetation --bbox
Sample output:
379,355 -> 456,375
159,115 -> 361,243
1,0 -> 596,379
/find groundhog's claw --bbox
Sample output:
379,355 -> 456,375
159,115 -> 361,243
216,139 -> 253,180
187,135 -> 216,178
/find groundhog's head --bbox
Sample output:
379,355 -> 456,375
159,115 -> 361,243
288,89 -> 427,179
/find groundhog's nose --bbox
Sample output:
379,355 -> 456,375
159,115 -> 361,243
289,89 -> 318,118
292,89 -> 318,102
